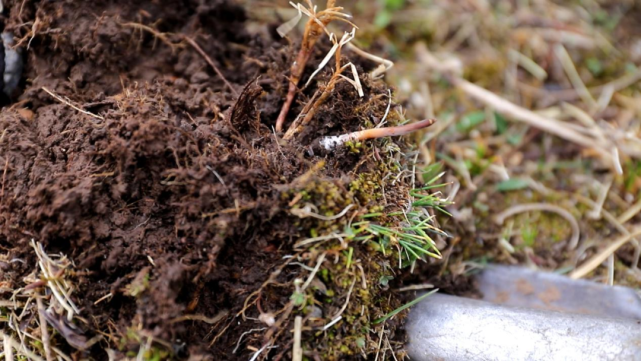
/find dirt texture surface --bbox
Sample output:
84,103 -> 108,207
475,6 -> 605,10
0,0 -> 446,359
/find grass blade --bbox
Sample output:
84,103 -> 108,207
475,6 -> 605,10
373,289 -> 439,324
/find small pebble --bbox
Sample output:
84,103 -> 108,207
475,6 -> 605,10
2,32 -> 23,98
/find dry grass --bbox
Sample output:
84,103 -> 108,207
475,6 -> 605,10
275,0 -> 356,131
0,241 -> 86,361
255,0 -> 641,285
380,0 -> 641,284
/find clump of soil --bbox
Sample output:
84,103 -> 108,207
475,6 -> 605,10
0,0 -> 442,359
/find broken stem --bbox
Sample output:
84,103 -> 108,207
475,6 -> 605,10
293,316 -> 303,361
320,118 -> 436,150
276,44 -> 316,132
570,228 -> 641,280
284,77 -> 341,140
284,28 -> 360,140
36,294 -> 54,361
275,1 -> 353,132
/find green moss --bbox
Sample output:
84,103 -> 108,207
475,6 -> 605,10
349,172 -> 383,204
274,103 -> 439,360
345,140 -> 364,153
307,246 -> 403,359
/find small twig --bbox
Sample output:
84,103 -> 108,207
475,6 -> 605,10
327,279 -> 355,321
570,228 -> 641,279
290,204 -> 354,221
275,1 -> 356,131
607,255 -> 614,286
1,333 -> 44,361
416,45 -> 624,169
396,283 -> 435,292
205,166 -> 227,187
31,240 -> 80,319
494,203 -> 580,250
0,157 -> 9,201
520,69 -> 641,104
572,193 -> 641,270
301,252 -> 326,291
455,79 -> 605,149
248,343 -> 272,361
561,102 -> 608,145
385,335 -> 399,361
183,36 -> 238,97
3,332 -> 14,361
271,126 -> 285,158
292,316 -> 303,361
618,199 -> 641,225
587,178 -> 613,220
36,294 -> 54,361
93,293 -> 113,305
374,325 -> 385,361
51,347 -> 72,361
376,89 -> 393,128
294,233 -> 349,248
321,316 -> 342,331
555,44 -> 597,108
508,49 -> 547,81
41,87 -> 104,120
233,328 -> 267,354
346,43 -> 393,78
120,22 -> 182,51
170,311 -> 228,325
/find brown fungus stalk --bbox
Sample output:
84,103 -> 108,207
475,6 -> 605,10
320,118 -> 437,150
275,0 -> 356,132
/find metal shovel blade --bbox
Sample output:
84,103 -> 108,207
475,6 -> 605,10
406,265 -> 641,361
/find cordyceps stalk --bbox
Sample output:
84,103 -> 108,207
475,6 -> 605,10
320,118 -> 437,150
275,0 -> 354,132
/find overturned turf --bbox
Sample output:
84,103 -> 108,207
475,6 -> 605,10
0,0 -> 446,359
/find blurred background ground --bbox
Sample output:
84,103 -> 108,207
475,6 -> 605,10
250,0 -> 641,287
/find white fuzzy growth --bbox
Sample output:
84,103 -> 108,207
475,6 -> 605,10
320,134 -> 353,150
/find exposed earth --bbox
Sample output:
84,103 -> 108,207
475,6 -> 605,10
0,0 -> 453,359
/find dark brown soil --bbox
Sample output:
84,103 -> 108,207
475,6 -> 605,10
0,0 -> 426,360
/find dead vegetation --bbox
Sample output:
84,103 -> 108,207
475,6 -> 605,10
308,0 -> 641,287
275,0 -> 357,132
0,241 -> 99,361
